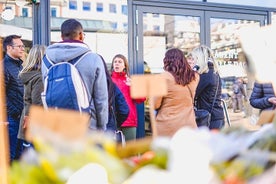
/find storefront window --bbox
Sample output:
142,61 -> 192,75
143,14 -> 200,74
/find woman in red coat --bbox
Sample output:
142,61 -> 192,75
111,54 -> 146,141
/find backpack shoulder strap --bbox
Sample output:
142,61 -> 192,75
43,51 -> 92,69
69,51 -> 91,66
43,54 -> 54,69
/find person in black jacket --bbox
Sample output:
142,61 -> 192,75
3,35 -> 25,162
191,45 -> 225,129
249,82 -> 276,113
99,55 -> 129,143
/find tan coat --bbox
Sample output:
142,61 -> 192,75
154,71 -> 199,137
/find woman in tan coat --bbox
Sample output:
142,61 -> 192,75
154,48 -> 199,137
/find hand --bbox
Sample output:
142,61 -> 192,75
268,97 -> 276,105
23,116 -> 29,129
125,77 -> 131,86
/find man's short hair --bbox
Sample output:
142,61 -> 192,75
3,35 -> 22,52
61,19 -> 83,40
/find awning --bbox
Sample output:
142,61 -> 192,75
0,24 -> 32,41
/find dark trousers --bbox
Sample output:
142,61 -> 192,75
8,116 -> 23,162
209,119 -> 225,130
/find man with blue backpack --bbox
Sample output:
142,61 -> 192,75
41,18 -> 108,130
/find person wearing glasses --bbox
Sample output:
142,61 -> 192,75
3,34 -> 25,162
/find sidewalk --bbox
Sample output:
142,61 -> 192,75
225,109 -> 261,131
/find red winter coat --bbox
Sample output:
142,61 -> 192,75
111,71 -> 146,127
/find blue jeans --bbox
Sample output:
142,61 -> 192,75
8,116 -> 23,162
209,119 -> 225,130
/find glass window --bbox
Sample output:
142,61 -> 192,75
210,18 -> 260,80
69,1 -> 77,10
121,5 -> 128,15
22,8 -> 28,17
83,2 -> 91,11
143,24 -> 147,31
109,4 -> 116,13
143,14 -> 200,73
153,25 -> 160,31
51,8 -> 57,17
123,23 -> 128,31
111,22 -> 118,29
96,3 -> 103,12
153,13 -> 160,18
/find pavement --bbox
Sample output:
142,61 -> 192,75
224,108 -> 261,131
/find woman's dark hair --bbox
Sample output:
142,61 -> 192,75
163,48 -> 197,85
98,55 -> 115,108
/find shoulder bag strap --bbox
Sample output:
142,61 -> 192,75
210,74 -> 220,114
188,74 -> 219,113
187,85 -> 195,108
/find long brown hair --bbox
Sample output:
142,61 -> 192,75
111,54 -> 130,76
163,48 -> 196,85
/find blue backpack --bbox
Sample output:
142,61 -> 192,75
41,52 -> 90,113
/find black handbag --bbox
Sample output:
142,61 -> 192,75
194,108 -> 211,127
187,77 -> 219,127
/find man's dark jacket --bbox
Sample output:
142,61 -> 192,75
3,54 -> 24,119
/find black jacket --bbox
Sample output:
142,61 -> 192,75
249,82 -> 275,112
195,62 -> 224,121
4,54 -> 24,119
106,84 -> 129,131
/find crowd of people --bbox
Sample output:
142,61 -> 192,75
3,18 -> 275,163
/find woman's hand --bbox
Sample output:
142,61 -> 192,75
23,116 -> 29,129
125,77 -> 131,86
268,97 -> 276,105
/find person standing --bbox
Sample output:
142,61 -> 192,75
3,35 -> 25,162
191,45 -> 225,130
98,55 -> 129,142
232,78 -> 247,113
41,19 -> 108,130
18,44 -> 46,148
111,54 -> 146,141
249,82 -> 276,113
154,48 -> 199,137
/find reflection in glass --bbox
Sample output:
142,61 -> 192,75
211,18 -> 260,79
143,13 -> 200,74
210,18 -> 261,118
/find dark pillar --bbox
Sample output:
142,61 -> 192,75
32,1 -> 50,46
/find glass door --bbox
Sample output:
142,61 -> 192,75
206,12 -> 265,119
143,13 -> 201,74
134,7 -> 204,137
